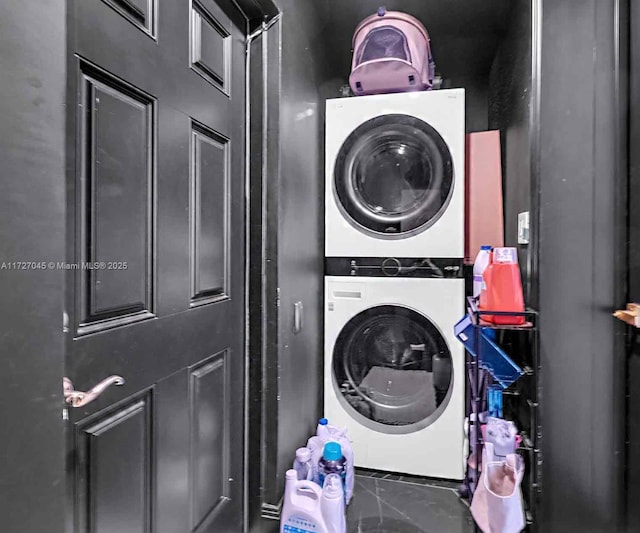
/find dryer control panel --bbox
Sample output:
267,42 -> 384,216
325,256 -> 463,278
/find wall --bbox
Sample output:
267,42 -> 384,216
254,0 -> 329,518
488,0 -> 534,301
275,0 -> 325,497
537,0 -> 626,531
457,76 -> 489,133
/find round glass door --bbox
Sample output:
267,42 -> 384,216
334,114 -> 454,236
333,305 -> 453,434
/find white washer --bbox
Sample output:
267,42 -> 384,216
324,275 -> 465,479
325,90 -> 465,258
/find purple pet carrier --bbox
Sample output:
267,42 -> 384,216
349,7 -> 436,96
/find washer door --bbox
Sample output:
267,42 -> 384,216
333,305 -> 453,435
334,114 -> 454,236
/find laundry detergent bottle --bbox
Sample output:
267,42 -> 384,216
481,247 -> 525,325
280,470 -> 329,533
473,245 -> 492,298
321,474 -> 347,533
479,249 -> 493,310
317,418 -> 330,439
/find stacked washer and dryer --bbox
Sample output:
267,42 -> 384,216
324,90 -> 466,480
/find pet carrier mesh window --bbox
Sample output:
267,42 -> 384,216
355,26 -> 411,64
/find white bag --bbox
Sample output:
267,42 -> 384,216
471,443 -> 526,533
307,423 -> 355,505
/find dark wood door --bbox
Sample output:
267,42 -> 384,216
65,1 -> 246,531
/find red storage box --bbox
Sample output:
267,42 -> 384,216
465,131 -> 504,264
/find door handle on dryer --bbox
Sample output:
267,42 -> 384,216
63,375 -> 125,407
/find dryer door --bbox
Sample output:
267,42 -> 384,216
334,114 -> 454,237
333,305 -> 453,434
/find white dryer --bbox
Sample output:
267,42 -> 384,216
325,90 -> 465,258
324,272 -> 465,479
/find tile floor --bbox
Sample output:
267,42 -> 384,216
264,473 -> 475,532
347,475 -> 474,533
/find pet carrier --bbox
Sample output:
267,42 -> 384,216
349,7 -> 436,96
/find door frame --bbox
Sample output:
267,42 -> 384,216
0,0 -> 278,531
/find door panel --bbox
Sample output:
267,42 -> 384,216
89,87 -> 150,314
190,124 -> 230,305
67,0 -> 246,530
77,63 -> 155,332
189,352 -> 230,529
190,0 -> 232,92
155,371 -> 190,533
75,393 -> 153,533
101,0 -> 156,37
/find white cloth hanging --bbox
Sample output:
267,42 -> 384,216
471,442 -> 526,533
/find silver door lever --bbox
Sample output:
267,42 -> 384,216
63,375 -> 125,408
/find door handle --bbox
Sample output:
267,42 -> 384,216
63,375 -> 125,408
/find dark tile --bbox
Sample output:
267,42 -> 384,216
270,475 -> 475,532
347,475 -> 475,533
355,468 -> 463,491
402,477 -> 462,491
355,468 -> 378,479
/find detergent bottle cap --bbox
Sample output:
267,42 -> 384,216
323,442 -> 343,461
296,447 -> 311,463
481,245 -> 492,251
285,469 -> 297,481
319,418 -> 328,426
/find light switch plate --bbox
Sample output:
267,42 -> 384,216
518,211 -> 530,245
293,301 -> 303,334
